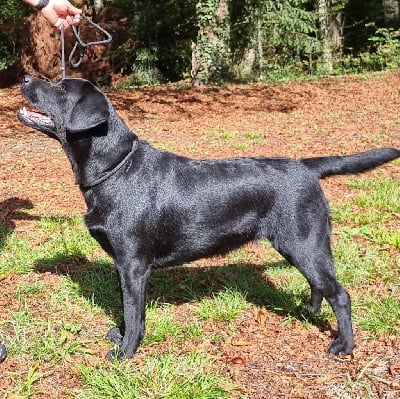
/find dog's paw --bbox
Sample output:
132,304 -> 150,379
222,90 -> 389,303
303,303 -> 321,315
327,338 -> 354,356
106,327 -> 123,345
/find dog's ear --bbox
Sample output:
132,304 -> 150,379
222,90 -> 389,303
66,87 -> 110,133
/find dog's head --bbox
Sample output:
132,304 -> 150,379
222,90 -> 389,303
18,76 -> 136,188
18,76 -> 110,141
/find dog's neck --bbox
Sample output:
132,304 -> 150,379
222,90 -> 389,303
80,139 -> 138,190
64,112 -> 137,190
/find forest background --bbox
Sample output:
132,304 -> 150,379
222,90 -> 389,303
1,1 -> 400,87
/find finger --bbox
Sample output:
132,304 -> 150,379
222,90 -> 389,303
54,18 -> 63,29
70,14 -> 81,26
65,15 -> 73,25
55,18 -> 69,30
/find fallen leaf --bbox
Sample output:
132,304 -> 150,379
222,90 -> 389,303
230,356 -> 245,365
230,339 -> 251,346
256,308 -> 267,326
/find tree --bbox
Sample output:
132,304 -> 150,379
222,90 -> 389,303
231,0 -> 319,80
111,0 -> 197,84
191,0 -> 232,85
318,0 -> 331,72
318,0 -> 346,74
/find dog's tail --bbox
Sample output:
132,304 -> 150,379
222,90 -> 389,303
301,148 -> 400,179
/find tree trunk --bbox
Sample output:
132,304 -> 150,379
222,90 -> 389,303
256,10 -> 263,80
318,0 -> 344,74
383,0 -> 400,27
319,0 -> 333,73
191,0 -> 231,85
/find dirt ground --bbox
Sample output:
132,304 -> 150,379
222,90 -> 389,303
0,71 -> 400,398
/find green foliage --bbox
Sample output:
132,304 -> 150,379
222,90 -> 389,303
339,25 -> 400,74
0,0 -> 31,70
111,0 -> 197,84
0,0 -> 30,21
192,0 -> 232,85
231,0 -> 320,81
369,27 -> 400,69
0,0 -> 398,85
112,46 -> 162,87
342,0 -> 384,53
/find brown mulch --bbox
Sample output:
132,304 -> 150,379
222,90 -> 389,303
0,71 -> 399,398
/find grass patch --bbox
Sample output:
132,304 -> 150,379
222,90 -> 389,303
355,293 -> 400,336
333,175 -> 400,248
0,216 -> 99,277
143,301 -> 185,345
331,173 -> 400,336
154,142 -> 177,152
197,287 -> 249,322
77,352 -> 229,399
204,126 -> 264,151
8,362 -> 43,398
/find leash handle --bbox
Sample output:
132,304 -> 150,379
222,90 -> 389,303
69,14 -> 112,68
60,13 -> 112,77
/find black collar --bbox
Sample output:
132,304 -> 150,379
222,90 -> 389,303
81,141 -> 138,190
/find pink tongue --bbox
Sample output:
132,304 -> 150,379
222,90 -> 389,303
28,110 -> 43,117
27,109 -> 52,123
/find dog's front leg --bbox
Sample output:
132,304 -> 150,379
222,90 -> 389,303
106,260 -> 150,361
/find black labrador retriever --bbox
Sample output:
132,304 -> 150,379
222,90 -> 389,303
18,76 -> 400,360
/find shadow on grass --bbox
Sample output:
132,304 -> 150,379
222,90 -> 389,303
0,197 -> 38,252
33,253 -> 329,331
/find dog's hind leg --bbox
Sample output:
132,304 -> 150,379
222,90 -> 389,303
305,286 -> 323,315
269,229 -> 354,355
106,259 -> 150,361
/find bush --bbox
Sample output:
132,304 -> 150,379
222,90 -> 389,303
339,25 -> 400,74
0,0 -> 31,70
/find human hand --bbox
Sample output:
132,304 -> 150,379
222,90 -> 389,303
41,0 -> 82,29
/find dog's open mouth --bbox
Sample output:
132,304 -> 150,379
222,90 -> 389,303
18,106 -> 55,133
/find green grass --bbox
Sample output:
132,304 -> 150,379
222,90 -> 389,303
333,175 -> 400,248
9,362 -> 42,398
154,142 -> 177,152
143,301 -> 185,345
197,287 -> 249,322
204,126 -> 264,151
331,173 -> 400,336
77,352 -> 229,399
0,172 -> 399,397
0,216 -> 99,277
